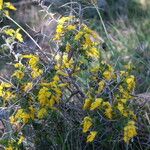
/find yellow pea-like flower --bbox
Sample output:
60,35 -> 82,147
23,82 -> 33,92
83,98 -> 92,110
90,98 -> 103,110
5,2 -> 17,10
37,108 -> 47,119
103,70 -> 112,80
123,121 -> 137,143
18,136 -> 25,145
86,131 -> 97,143
82,116 -> 92,133
0,0 -> 3,10
12,70 -> 24,79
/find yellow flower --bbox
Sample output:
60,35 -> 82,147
22,54 -> 34,59
49,98 -> 55,107
103,101 -> 111,107
15,28 -> 23,42
21,112 -> 30,124
105,107 -> 113,119
15,108 -> 35,124
83,98 -> 92,110
126,75 -> 135,90
123,121 -> 137,143
5,2 -> 16,10
3,91 -> 15,101
56,24 -> 64,34
0,0 -> 3,10
29,56 -> 39,68
10,115 -> 16,124
83,24 -> 93,34
38,87 -> 51,106
37,108 -> 47,119
12,70 -> 24,79
29,106 -> 35,120
58,16 -> 74,24
129,111 -> 137,120
67,25 -> 76,31
23,82 -> 33,92
82,116 -> 92,133
4,28 -> 15,36
0,87 -> 3,96
83,34 -> 92,48
86,131 -> 97,143
66,42 -> 71,52
98,80 -> 105,92
14,63 -> 25,69
1,82 -> 12,88
4,28 -> 23,42
87,47 -> 100,58
103,70 -> 112,80
5,145 -> 13,150
90,98 -> 103,110
74,31 -> 84,40
117,102 -> 124,113
31,68 -> 43,79
18,136 -> 25,145
103,102 -> 113,119
120,98 -> 128,104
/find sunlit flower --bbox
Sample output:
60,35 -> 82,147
82,116 -> 93,133
90,98 -> 103,110
83,98 -> 92,110
0,0 -> 3,10
123,121 -> 137,143
86,131 -> 97,143
37,108 -> 47,119
18,136 -> 25,145
12,70 -> 24,79
23,82 -> 33,92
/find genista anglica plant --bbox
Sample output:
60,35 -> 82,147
0,1 -> 138,149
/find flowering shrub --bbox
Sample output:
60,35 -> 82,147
0,1 -> 138,149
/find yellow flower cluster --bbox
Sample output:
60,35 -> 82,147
55,53 -> 74,70
4,28 -> 23,42
123,121 -> 137,143
54,16 -> 75,40
0,82 -> 15,101
0,0 -> 16,16
23,82 -> 33,92
90,98 -> 103,110
18,136 -> 25,145
126,75 -> 135,91
54,16 -> 100,59
38,74 -> 62,109
0,0 -> 3,10
53,17 -> 137,143
10,107 -> 35,124
37,108 -> 47,119
5,146 -> 13,150
81,62 -> 136,142
103,102 -> 113,119
0,13 -> 138,148
82,116 -> 98,142
83,97 -> 112,119
82,116 -> 93,133
12,70 -> 24,80
38,87 -> 51,106
86,131 -> 98,143
75,24 -> 100,59
103,65 -> 114,80
22,54 -> 43,79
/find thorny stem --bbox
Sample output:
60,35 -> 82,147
5,15 -> 42,51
